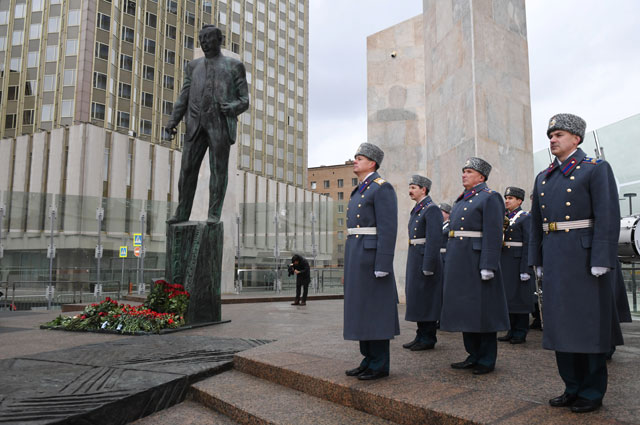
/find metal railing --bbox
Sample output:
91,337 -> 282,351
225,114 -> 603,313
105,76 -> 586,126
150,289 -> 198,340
234,267 -> 344,295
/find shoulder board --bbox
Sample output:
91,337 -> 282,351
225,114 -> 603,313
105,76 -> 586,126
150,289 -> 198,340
482,188 -> 494,193
581,156 -> 603,165
374,178 -> 386,185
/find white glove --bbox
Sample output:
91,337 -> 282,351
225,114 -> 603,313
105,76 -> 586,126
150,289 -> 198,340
374,271 -> 389,278
423,271 -> 434,276
520,273 -> 531,281
480,269 -> 494,280
535,266 -> 543,279
591,267 -> 610,277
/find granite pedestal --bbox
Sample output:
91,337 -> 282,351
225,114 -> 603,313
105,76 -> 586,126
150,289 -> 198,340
166,221 -> 223,324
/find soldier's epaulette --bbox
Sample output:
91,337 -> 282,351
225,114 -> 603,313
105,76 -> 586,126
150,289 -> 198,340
581,156 -> 603,165
374,177 -> 386,185
482,188 -> 494,193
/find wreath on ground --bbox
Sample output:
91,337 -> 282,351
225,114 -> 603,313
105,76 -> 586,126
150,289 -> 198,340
44,280 -> 190,334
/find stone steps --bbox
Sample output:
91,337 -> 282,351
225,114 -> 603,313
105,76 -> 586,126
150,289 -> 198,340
132,400 -> 237,425
189,370 -> 394,424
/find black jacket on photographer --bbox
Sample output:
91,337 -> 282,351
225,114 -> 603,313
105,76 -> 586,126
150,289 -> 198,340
289,254 -> 310,305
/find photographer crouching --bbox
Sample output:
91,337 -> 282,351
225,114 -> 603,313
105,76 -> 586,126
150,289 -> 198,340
289,254 -> 311,306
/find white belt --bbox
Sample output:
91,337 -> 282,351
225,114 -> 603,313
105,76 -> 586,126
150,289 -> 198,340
503,241 -> 523,247
347,227 -> 377,235
449,230 -> 483,238
409,238 -> 426,245
542,219 -> 593,232
440,248 -> 446,253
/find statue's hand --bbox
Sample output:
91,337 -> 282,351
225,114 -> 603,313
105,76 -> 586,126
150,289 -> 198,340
163,125 -> 177,141
219,102 -> 233,115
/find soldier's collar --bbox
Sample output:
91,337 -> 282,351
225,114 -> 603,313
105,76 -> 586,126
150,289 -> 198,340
458,182 -> 487,201
557,148 -> 586,176
506,206 -> 521,218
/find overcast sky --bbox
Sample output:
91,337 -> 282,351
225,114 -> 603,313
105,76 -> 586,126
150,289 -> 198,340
307,0 -> 640,167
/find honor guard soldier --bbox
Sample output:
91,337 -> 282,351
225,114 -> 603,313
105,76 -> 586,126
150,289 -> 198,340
402,175 -> 443,351
441,157 -> 509,375
498,187 -> 533,344
529,114 -> 622,413
343,143 -> 399,381
439,203 -> 452,260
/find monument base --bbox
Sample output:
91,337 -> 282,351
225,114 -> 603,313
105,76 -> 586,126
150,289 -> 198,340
166,221 -> 223,324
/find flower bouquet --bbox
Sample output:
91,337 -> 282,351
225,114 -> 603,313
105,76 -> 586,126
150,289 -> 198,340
44,280 -> 190,334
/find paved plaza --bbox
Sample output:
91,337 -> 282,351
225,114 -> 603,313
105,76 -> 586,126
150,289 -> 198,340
1,300 -> 638,424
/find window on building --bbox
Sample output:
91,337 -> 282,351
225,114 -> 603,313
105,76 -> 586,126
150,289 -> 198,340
12,30 -> 24,46
310,181 -> 316,190
337,192 -> 344,200
93,72 -> 107,89
5,114 -> 16,129
163,75 -> 174,90
166,24 -> 176,39
63,69 -> 76,86
41,104 -> 54,121
337,218 -> 344,227
323,180 -> 330,188
144,38 -> 156,54
10,58 -> 21,72
91,102 -> 106,120
117,111 -> 130,128
29,23 -> 42,39
141,92 -> 153,107
140,119 -> 152,135
97,12 -> 110,31
68,10 -> 81,26
66,39 -> 78,56
337,179 -> 344,188
166,1 -> 177,14
352,177 -> 358,186
61,100 -> 74,117
43,75 -> 56,91
118,82 -> 131,99
31,0 -> 44,12
203,1 -> 212,13
184,35 -> 194,49
7,86 -> 18,100
145,12 -> 156,28
120,54 -> 133,71
162,100 -> 173,115
337,204 -> 344,213
24,81 -> 36,96
121,26 -> 134,43
95,42 -> 109,60
337,231 -> 344,240
123,0 -> 136,16
143,65 -> 154,80
164,49 -> 175,64
23,110 -> 34,125
185,11 -> 195,26
338,244 -> 344,254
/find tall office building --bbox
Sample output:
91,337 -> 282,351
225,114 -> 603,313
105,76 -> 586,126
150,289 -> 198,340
0,0 -> 308,187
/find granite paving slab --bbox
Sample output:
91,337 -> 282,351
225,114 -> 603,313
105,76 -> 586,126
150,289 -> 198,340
0,335 -> 270,425
132,400 -> 237,425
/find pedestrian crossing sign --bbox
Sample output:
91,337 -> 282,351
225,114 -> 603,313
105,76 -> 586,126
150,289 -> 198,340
133,234 -> 142,246
119,246 -> 128,258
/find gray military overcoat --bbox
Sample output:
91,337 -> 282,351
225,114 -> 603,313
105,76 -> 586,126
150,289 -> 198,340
343,172 -> 400,341
529,148 -> 623,353
501,208 -> 534,314
405,196 -> 443,322
440,182 -> 510,333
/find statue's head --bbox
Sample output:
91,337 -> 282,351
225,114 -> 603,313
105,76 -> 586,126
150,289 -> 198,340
199,25 -> 223,56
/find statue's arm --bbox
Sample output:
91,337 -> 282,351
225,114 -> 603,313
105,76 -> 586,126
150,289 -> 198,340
221,61 -> 249,117
167,62 -> 192,129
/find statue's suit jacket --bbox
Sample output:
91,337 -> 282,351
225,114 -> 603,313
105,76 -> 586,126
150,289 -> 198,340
169,54 -> 249,144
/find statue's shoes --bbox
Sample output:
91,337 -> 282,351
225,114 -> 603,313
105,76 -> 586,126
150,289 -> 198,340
206,216 -> 220,224
166,216 -> 184,224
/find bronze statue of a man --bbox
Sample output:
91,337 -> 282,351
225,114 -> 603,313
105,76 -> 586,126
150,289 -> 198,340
165,25 -> 249,224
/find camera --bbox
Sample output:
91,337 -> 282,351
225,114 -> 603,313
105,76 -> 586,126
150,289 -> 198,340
287,263 -> 295,276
